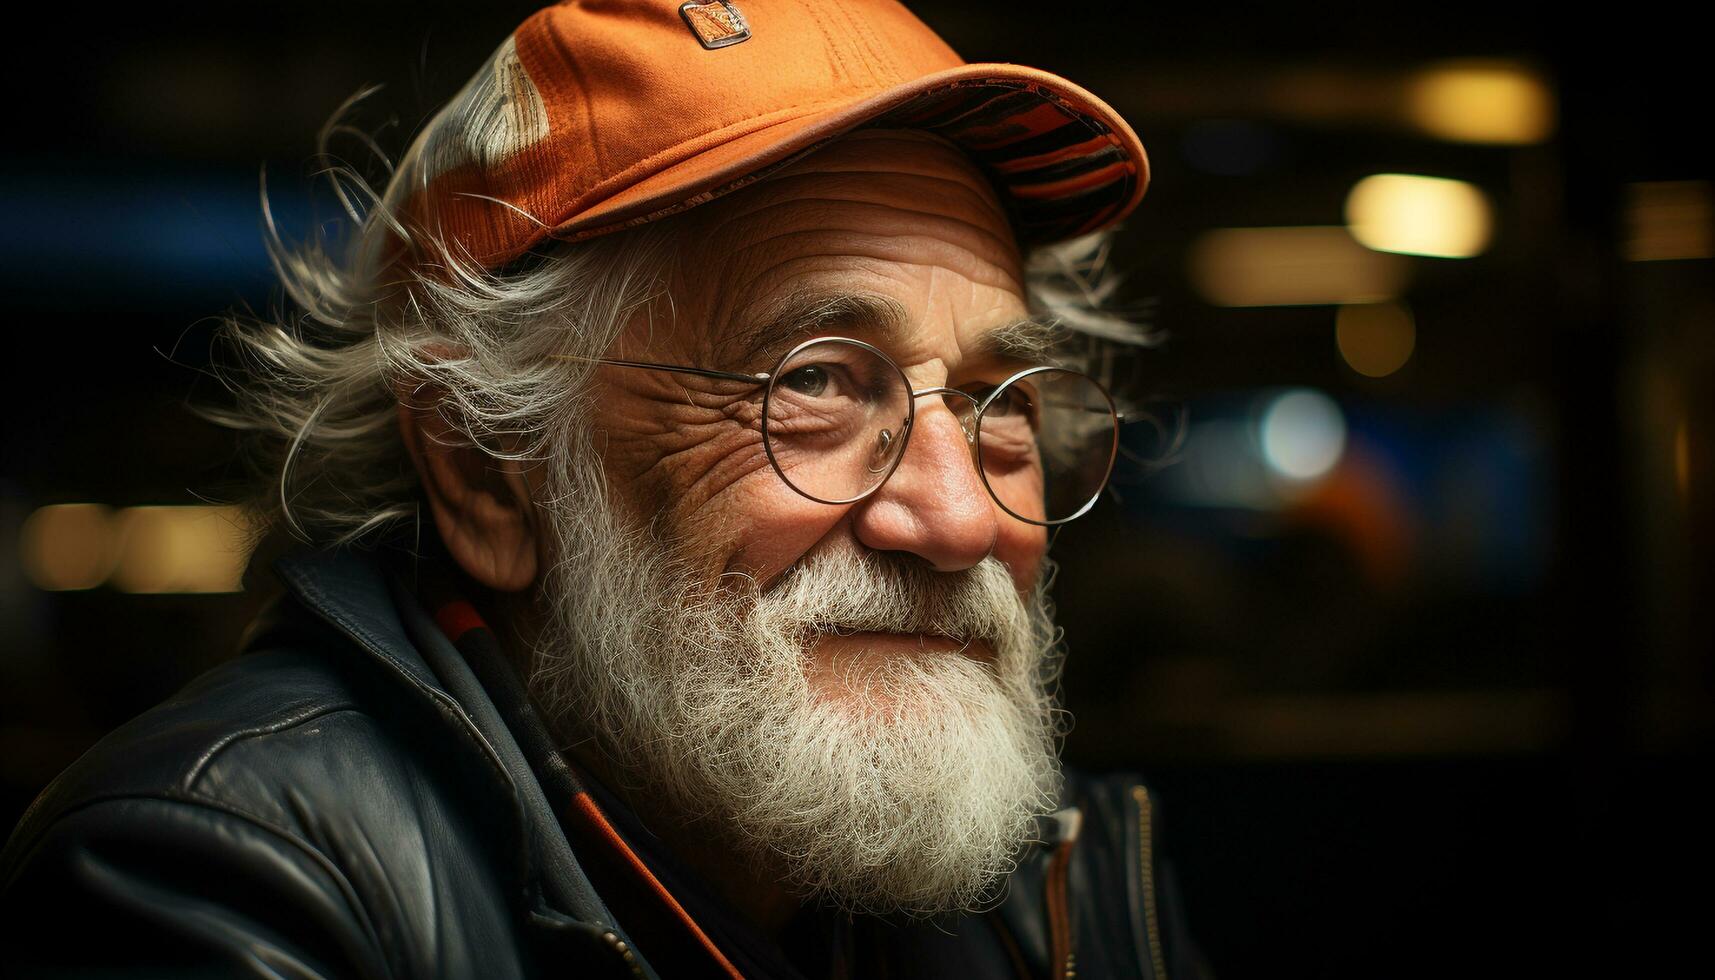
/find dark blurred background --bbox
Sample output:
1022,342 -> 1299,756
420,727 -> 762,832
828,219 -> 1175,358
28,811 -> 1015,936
3,2 -> 1710,975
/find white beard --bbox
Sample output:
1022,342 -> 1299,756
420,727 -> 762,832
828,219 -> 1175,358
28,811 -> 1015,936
529,445 -> 1065,915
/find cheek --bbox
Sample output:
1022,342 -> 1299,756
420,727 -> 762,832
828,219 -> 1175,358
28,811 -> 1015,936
716,486 -> 849,589
636,422 -> 850,588
599,390 -> 771,523
994,517 -> 1049,594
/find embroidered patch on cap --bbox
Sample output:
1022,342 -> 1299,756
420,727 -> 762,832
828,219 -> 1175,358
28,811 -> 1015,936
680,1 -> 751,49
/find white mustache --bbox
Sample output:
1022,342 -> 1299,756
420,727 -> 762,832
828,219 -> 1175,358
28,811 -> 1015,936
752,549 -> 1028,656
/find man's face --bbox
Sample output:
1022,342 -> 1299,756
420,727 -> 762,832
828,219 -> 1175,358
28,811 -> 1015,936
524,129 -> 1066,914
592,128 -> 1051,702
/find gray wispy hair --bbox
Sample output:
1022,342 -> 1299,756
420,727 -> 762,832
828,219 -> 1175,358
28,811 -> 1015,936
207,105 -> 1154,547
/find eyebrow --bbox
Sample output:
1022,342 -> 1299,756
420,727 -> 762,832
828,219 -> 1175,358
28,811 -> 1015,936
721,291 -> 911,367
721,289 -> 1067,368
970,315 -> 1069,363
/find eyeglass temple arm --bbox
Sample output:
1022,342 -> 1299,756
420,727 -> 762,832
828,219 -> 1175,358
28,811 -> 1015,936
913,387 -> 1126,424
1040,398 -> 1126,422
548,353 -> 768,385
1018,395 -> 1127,424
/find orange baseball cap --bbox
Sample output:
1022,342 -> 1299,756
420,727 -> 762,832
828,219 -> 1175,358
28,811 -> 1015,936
385,0 -> 1150,269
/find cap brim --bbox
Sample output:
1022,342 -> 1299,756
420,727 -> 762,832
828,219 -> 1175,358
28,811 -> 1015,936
540,63 -> 1148,253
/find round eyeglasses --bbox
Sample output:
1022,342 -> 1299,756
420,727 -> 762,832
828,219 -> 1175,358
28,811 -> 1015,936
561,336 -> 1121,526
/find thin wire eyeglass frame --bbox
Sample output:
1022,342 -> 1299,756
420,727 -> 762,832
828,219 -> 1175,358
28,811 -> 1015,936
552,335 -> 1123,526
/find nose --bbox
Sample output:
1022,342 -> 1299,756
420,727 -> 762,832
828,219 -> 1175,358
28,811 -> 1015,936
850,394 -> 999,572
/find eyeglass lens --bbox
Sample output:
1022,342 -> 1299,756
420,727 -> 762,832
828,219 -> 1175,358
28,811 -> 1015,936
762,338 -> 914,504
761,338 -> 1119,524
978,367 -> 1118,525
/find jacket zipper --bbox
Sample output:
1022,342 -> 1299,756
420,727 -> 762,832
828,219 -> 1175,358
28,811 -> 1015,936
1044,807 -> 1083,980
597,929 -> 646,979
1131,786 -> 1168,979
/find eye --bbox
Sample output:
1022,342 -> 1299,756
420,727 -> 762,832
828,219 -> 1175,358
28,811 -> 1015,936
779,364 -> 831,397
983,384 -> 1038,425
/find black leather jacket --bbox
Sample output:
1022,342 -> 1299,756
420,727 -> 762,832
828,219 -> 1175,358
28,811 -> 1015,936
1,550 -> 1204,978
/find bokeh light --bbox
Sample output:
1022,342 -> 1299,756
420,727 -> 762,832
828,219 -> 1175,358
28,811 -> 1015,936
18,504 -> 253,594
1346,174 -> 1493,258
109,506 -> 253,594
1260,389 -> 1348,481
1175,418 -> 1278,509
1189,226 -> 1410,306
19,504 -> 119,591
1337,302 -> 1417,378
1626,181 -> 1714,261
1406,61 -> 1556,145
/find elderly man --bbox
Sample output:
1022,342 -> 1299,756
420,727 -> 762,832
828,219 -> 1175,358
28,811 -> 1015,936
2,2 -> 1200,977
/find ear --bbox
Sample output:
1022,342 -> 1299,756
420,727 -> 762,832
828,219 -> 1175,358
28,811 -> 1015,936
396,385 -> 541,592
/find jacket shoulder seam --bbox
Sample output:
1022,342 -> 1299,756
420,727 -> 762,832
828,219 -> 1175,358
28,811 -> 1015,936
182,701 -> 362,794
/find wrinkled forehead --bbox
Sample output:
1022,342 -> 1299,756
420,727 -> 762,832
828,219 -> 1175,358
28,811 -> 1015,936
654,129 -> 1032,363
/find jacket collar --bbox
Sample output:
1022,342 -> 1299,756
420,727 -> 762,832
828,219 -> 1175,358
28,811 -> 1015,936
267,552 -> 587,910
272,548 -> 446,696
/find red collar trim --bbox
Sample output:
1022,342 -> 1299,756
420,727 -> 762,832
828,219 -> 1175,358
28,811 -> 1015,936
432,598 -> 488,645
564,790 -> 745,980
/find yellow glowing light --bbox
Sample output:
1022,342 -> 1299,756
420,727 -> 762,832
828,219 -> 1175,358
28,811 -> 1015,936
19,503 -> 119,591
1346,174 -> 1493,259
1336,302 -> 1416,378
1189,226 -> 1410,307
110,505 -> 253,594
1626,181 -> 1715,261
1406,61 -> 1556,145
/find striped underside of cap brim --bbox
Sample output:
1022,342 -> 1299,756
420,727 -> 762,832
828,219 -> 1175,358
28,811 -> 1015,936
878,81 -> 1142,243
